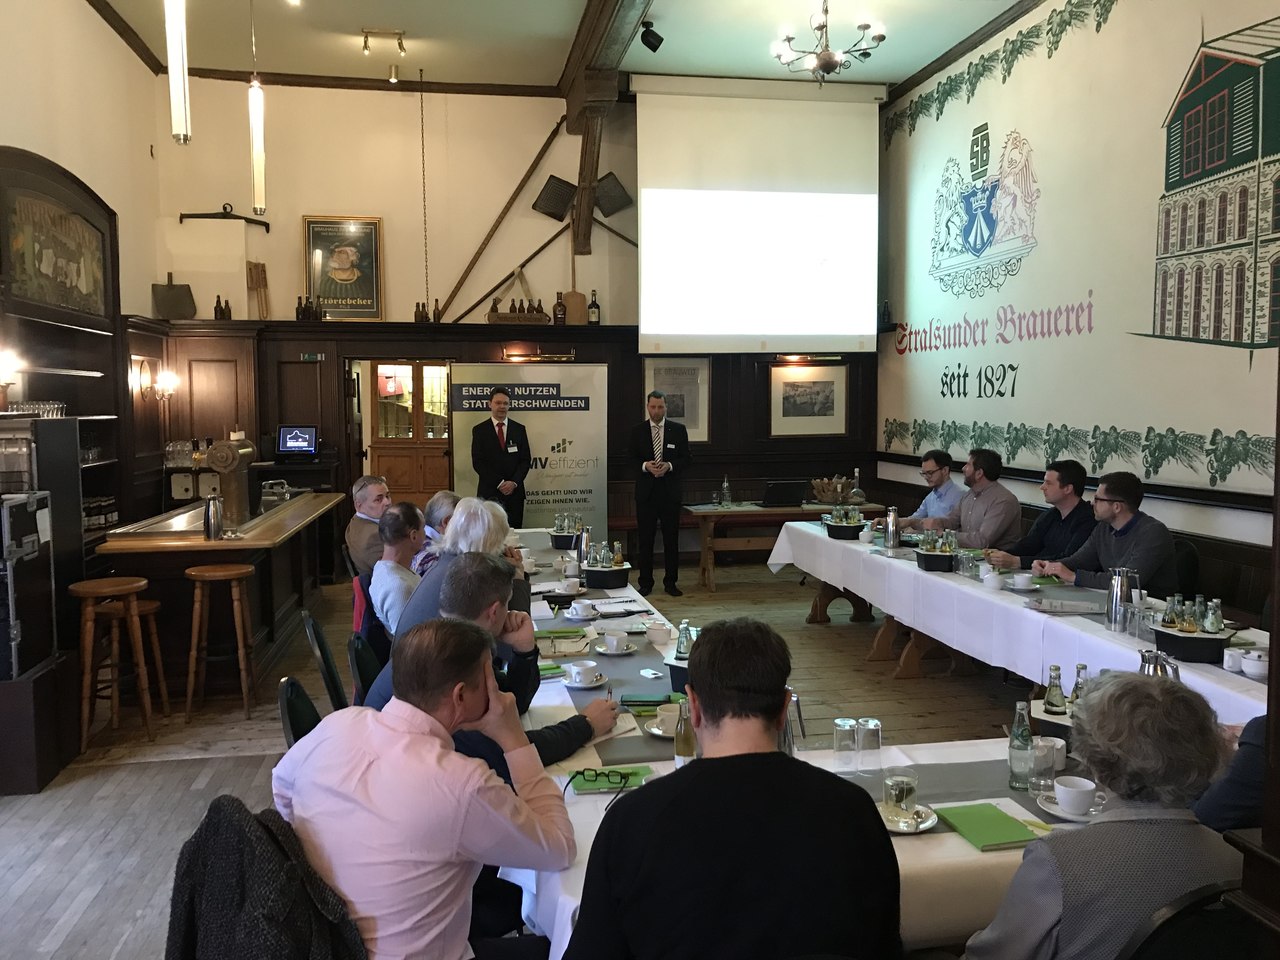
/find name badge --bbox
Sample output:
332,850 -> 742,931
666,443 -> 676,449
507,444 -> 519,453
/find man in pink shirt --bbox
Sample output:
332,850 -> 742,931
273,619 -> 575,960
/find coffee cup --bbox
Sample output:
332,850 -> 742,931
567,660 -> 600,685
656,703 -> 681,733
522,556 -> 538,574
1222,648 -> 1243,672
1041,736 -> 1068,772
603,632 -> 626,654
858,528 -> 875,543
1012,572 -> 1034,590
1054,775 -> 1097,816
982,571 -> 1003,591
563,560 -> 580,577
646,621 -> 672,646
569,599 -> 595,618
560,578 -> 580,594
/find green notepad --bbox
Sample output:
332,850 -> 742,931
569,765 -> 654,794
936,803 -> 1037,852
538,662 -> 566,677
534,629 -> 586,640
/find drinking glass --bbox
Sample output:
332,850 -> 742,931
855,717 -> 883,777
882,766 -> 919,825
710,492 -> 721,506
1029,737 -> 1056,800
832,718 -> 858,777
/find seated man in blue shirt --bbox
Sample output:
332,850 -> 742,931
985,460 -> 1097,570
897,449 -> 965,528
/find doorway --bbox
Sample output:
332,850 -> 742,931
355,360 -> 452,506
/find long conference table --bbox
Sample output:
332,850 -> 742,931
499,529 -> 1057,956
766,520 -> 1268,724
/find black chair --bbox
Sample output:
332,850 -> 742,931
302,609 -> 348,711
355,573 -> 392,667
348,633 -> 382,707
1115,880 -> 1262,960
277,676 -> 322,748
340,543 -> 358,581
1173,538 -> 1200,597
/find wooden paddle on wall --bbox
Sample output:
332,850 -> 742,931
565,242 -> 587,325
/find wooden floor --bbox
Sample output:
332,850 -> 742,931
0,561 -> 1024,958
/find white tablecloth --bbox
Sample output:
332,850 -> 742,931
768,521 -> 1267,723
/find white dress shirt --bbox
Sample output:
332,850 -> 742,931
368,560 -> 421,634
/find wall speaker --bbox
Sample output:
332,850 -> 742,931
594,172 -> 633,217
532,175 -> 577,221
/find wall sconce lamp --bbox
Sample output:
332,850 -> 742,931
775,353 -> 841,363
0,348 -> 26,412
156,369 -> 180,401
502,345 -> 577,363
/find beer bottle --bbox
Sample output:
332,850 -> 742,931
508,298 -> 517,314
1066,663 -> 1088,715
1043,664 -> 1067,715
674,701 -> 696,769
295,296 -> 303,321
587,289 -> 601,324
213,295 -> 224,319
553,292 -> 567,325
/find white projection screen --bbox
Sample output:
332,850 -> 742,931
634,78 -> 882,354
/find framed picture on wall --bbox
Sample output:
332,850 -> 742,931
643,356 -> 710,443
303,215 -> 383,320
769,362 -> 847,438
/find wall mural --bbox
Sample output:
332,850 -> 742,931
879,2 -> 1280,495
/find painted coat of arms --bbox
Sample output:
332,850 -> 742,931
930,125 -> 1040,297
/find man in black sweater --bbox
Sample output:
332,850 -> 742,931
985,459 -> 1097,570
564,617 -> 903,960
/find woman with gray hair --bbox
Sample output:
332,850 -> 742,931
411,489 -> 462,576
963,673 -> 1242,960
396,497 -> 529,639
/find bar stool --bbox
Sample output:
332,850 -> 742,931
184,564 -> 257,722
94,598 -> 171,719
69,577 -> 156,753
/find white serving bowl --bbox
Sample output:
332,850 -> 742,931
1240,652 -> 1269,681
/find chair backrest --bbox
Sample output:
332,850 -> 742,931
340,543 -> 358,580
302,609 -> 348,711
1115,880 -> 1260,960
348,633 -> 382,707
277,677 -> 322,748
1173,538 -> 1200,597
355,573 -> 392,667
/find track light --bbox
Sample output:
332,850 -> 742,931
397,34 -> 406,56
389,64 -> 399,83
640,20 -> 663,53
362,33 -> 370,55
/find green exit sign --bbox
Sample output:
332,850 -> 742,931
300,352 -> 324,361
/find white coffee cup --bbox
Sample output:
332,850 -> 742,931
982,571 -> 1004,590
522,557 -> 538,574
567,660 -> 600,685
603,632 -> 626,654
1054,775 -> 1097,816
1222,648 -> 1244,672
858,528 -> 875,543
563,560 -> 580,577
560,578 -> 580,594
1012,572 -> 1034,590
978,562 -> 994,579
1041,736 -> 1068,772
569,599 -> 595,618
646,621 -> 671,646
656,703 -> 681,733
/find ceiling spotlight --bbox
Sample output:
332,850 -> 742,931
640,20 -> 663,53
389,64 -> 399,83
397,34 -> 406,56
362,33 -> 370,55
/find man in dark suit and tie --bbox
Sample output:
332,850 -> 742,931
470,386 -> 532,527
628,390 -> 691,597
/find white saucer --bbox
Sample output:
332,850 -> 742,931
642,718 -> 674,738
594,642 -> 637,656
564,611 -> 600,622
1036,793 -> 1102,823
1003,580 -> 1041,592
541,586 -> 588,597
877,801 -> 938,834
565,674 -> 608,690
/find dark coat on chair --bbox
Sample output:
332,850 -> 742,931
166,795 -> 367,960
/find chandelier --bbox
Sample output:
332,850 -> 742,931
772,1 -> 886,85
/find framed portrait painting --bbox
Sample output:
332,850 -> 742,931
769,362 -> 847,438
644,356 -> 710,443
304,216 -> 382,320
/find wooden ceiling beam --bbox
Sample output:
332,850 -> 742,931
571,102 -> 610,256
557,0 -> 653,99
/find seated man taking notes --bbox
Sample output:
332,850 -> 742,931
1034,471 -> 1178,598
898,449 -> 965,525
985,460 -> 1096,570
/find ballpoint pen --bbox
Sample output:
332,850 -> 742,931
606,683 -> 613,702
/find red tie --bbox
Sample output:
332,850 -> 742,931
496,421 -> 505,448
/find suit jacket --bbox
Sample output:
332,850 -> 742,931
471,418 -> 532,498
1193,714 -> 1267,831
344,516 -> 380,579
628,418 -> 691,505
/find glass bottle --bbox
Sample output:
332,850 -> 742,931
517,298 -> 526,314
1043,665 -> 1067,715
850,467 -> 865,504
295,295 -> 303,321
675,619 -> 692,660
1066,663 -> 1089,715
1194,594 -> 1206,629
720,474 -> 732,506
612,540 -> 624,566
587,289 -> 601,325
213,295 -> 223,319
1162,593 -> 1182,628
1178,601 -> 1200,633
1008,701 -> 1033,790
674,701 -> 695,769
508,298 -> 517,314
1203,599 -> 1224,634
535,298 -> 544,316
553,291 -> 567,325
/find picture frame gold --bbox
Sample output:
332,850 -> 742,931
303,215 -> 383,320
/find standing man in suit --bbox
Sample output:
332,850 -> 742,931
471,386 -> 531,528
629,390 -> 691,597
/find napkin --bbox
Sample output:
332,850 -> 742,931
529,600 -> 555,621
936,803 -> 1037,851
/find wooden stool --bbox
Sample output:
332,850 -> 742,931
69,577 -> 156,753
94,599 -> 171,718
184,564 -> 257,722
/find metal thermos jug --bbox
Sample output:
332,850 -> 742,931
1138,649 -> 1180,681
577,525 -> 592,566
203,495 -> 224,541
883,506 -> 900,548
1106,567 -> 1136,631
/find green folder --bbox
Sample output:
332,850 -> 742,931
936,803 -> 1037,852
538,662 -> 566,678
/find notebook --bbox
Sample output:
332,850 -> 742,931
935,802 -> 1037,851
569,765 -> 654,794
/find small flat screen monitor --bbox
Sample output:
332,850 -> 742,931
277,425 -> 318,458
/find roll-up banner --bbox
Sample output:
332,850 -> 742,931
449,363 -> 609,533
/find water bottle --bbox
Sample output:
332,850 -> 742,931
720,474 -> 731,506
1008,701 -> 1033,790
674,619 -> 692,660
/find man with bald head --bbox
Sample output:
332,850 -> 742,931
345,474 -> 391,578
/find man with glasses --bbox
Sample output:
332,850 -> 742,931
896,449 -> 964,529
985,459 -> 1097,570
345,474 -> 391,578
563,617 -> 901,960
921,448 -> 1022,550
1034,470 -> 1178,598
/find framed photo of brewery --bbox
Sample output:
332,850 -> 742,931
303,216 -> 383,320
769,362 -> 848,438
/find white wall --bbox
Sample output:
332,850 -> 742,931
153,79 -> 639,323
0,0 -> 159,316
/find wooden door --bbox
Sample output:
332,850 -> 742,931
366,362 -> 451,506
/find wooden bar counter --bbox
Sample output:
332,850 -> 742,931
97,493 -> 344,696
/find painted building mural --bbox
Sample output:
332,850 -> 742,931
879,0 -> 1279,495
